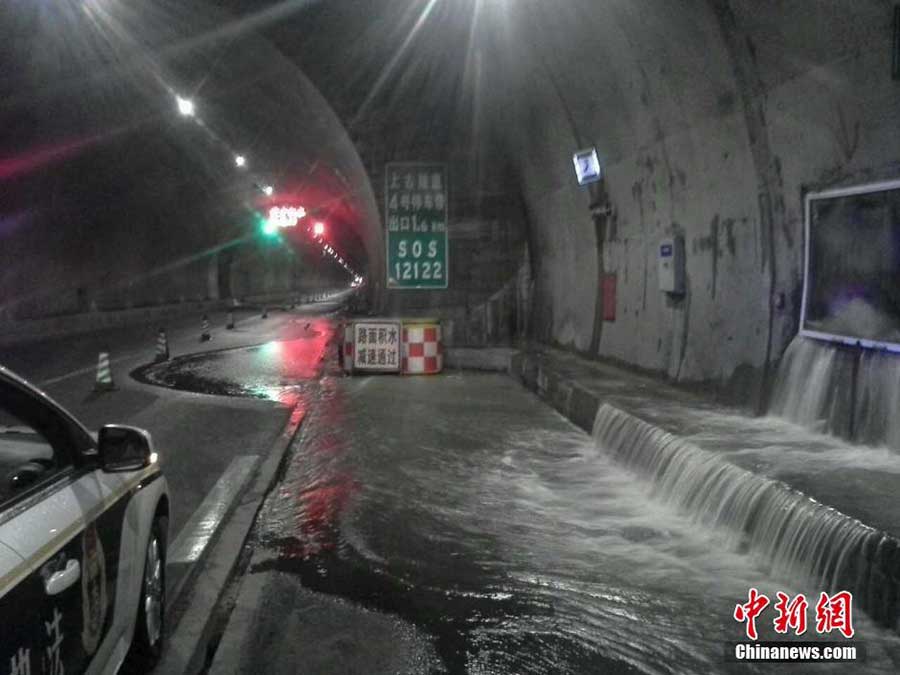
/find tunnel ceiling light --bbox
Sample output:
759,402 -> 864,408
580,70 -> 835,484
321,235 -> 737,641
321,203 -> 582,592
176,96 -> 195,117
235,155 -> 246,167
313,221 -> 325,237
262,185 -> 274,196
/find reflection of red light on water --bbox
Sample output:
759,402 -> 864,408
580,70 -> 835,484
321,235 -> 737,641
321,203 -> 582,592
267,321 -> 335,381
277,390 -> 303,409
274,321 -> 352,561
289,474 -> 359,559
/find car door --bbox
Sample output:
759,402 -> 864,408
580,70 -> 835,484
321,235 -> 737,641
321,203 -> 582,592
0,378 -> 124,675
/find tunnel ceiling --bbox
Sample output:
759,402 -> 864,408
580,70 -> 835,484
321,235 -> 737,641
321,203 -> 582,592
222,0 -> 478,148
0,0 -> 381,314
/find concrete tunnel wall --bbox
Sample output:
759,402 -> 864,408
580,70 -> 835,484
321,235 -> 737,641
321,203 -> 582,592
476,0 -> 900,401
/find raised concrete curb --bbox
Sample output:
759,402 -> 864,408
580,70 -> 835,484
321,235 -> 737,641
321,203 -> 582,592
155,405 -> 307,675
444,347 -> 517,372
508,350 -> 600,434
442,346 -> 601,436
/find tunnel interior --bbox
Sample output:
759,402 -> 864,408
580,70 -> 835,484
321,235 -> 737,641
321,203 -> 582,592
0,0 -> 379,317
3,0 -> 900,409
4,2 -> 900,669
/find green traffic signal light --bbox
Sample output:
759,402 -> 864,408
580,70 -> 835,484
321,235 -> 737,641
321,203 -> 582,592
252,211 -> 280,240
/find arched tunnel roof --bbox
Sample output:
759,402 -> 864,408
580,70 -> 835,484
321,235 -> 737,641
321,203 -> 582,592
0,1 -> 383,314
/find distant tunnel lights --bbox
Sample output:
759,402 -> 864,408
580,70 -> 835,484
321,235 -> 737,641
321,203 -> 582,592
235,155 -> 246,167
268,206 -> 306,228
313,221 -> 325,237
262,185 -> 274,196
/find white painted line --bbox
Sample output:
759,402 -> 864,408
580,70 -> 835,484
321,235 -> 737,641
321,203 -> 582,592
169,455 -> 260,564
39,351 -> 143,387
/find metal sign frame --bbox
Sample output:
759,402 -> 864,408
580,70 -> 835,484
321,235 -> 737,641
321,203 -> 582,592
384,161 -> 450,290
800,177 -> 900,353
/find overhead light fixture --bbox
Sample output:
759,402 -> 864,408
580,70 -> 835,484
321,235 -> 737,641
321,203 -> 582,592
176,96 -> 195,117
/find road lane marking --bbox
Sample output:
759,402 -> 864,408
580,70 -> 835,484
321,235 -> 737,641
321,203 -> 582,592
35,310 -> 297,388
34,313 -> 268,387
169,455 -> 260,564
38,350 -> 144,387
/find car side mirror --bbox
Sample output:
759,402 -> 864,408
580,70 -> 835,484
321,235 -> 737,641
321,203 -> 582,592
98,425 -> 155,473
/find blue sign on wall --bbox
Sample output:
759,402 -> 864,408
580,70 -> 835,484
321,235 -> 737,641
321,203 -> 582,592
573,147 -> 602,185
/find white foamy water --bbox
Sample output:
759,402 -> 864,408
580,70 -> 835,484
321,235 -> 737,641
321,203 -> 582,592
591,405 -> 900,624
458,425 -> 900,674
770,336 -> 845,433
264,374 -> 900,674
771,335 -> 900,449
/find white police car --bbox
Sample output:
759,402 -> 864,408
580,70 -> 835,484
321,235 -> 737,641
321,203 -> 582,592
0,366 -> 169,674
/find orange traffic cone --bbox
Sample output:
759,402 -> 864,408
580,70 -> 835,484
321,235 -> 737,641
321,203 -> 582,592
200,315 -> 211,342
154,328 -> 169,362
94,351 -> 116,391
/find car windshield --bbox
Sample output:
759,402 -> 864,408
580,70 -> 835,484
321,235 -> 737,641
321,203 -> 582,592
3,2 -> 900,674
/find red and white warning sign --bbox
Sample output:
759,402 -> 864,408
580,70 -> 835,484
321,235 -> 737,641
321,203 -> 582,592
402,322 -> 443,374
352,321 -> 401,372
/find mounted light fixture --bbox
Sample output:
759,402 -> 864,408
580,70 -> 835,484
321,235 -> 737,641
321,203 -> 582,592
176,96 -> 195,117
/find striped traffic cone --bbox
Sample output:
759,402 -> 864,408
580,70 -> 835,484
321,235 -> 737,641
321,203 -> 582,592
200,314 -> 211,342
261,306 -> 268,319
226,311 -> 235,330
154,328 -> 169,362
94,351 -> 116,391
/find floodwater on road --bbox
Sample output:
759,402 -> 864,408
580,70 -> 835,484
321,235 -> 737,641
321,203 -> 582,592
132,317 -> 336,404
245,374 -> 900,675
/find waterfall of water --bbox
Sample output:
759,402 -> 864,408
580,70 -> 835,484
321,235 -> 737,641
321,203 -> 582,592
854,347 -> 900,448
592,403 -> 899,630
770,335 -> 900,448
768,336 -> 852,437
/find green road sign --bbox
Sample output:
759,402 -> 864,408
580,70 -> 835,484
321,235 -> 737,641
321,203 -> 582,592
385,162 -> 448,289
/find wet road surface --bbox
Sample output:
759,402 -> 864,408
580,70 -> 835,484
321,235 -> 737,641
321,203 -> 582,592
20,305 -> 896,674
134,317 -> 336,405
0,303 -> 342,618
210,370 -> 900,674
